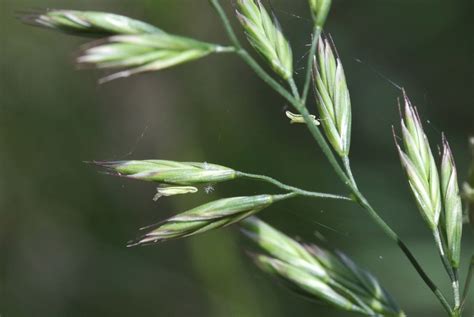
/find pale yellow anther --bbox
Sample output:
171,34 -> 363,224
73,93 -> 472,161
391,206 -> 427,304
285,111 -> 320,126
153,186 -> 198,201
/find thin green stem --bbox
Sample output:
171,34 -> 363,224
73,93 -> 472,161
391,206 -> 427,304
453,270 -> 461,310
302,26 -> 322,105
273,192 -> 299,202
237,50 -> 298,104
237,171 -> 352,201
434,228 -> 460,309
296,106 -> 351,189
208,0 -> 242,50
215,46 -> 238,53
342,156 -> 358,189
461,255 -> 473,310
288,77 -> 301,99
433,229 -> 452,279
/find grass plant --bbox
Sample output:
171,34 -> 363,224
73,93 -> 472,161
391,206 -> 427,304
23,1 -> 472,315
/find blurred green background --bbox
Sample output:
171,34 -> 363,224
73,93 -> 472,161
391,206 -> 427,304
1,0 -> 472,316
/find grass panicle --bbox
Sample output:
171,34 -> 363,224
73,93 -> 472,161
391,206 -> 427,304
24,1 -> 470,315
242,217 -> 405,316
129,194 -> 291,246
395,93 -> 441,230
91,160 -> 237,185
440,136 -> 463,268
78,33 -> 224,83
396,95 -> 463,310
23,10 -> 163,37
312,37 -> 352,157
236,0 -> 293,80
22,10 -> 233,83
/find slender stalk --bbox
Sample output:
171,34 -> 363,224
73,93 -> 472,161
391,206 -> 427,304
237,50 -> 299,104
288,78 -> 300,100
273,192 -> 299,202
342,156 -> 358,189
453,269 -> 461,310
237,171 -> 352,201
302,26 -> 322,105
434,228 -> 461,308
289,103 -> 351,186
343,159 -> 453,314
208,0 -> 453,313
208,0 -> 242,50
460,255 -> 473,310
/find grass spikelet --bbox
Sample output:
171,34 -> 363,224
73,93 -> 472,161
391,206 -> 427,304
22,10 -> 163,37
441,136 -> 463,268
129,195 -> 290,246
90,160 -> 237,185
312,37 -> 351,157
78,33 -> 222,83
236,0 -> 293,80
241,217 -> 405,316
395,92 -> 441,230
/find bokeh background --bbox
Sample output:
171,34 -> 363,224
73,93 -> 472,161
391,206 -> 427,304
1,0 -> 472,316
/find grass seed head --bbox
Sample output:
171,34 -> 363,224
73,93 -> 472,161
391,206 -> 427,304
78,33 -> 220,83
23,10 -> 226,83
396,93 -> 441,230
242,217 -> 404,316
92,160 -> 236,185
241,217 -> 328,279
236,0 -> 293,80
440,136 -> 463,268
313,38 -> 352,156
129,195 -> 276,246
252,254 -> 366,314
23,10 -> 163,37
